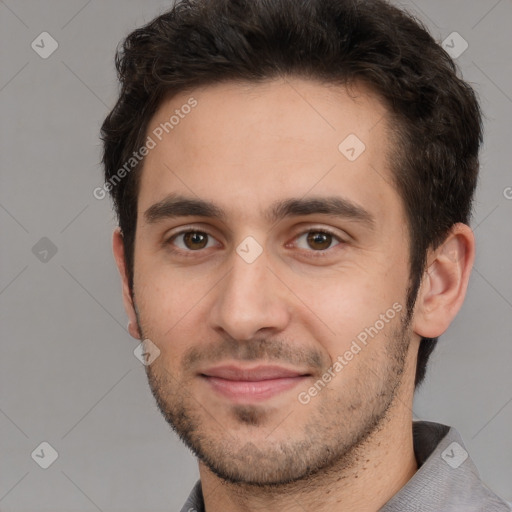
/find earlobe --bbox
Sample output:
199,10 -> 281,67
112,228 -> 142,340
413,223 -> 475,339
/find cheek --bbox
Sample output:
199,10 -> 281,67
133,264 -> 206,349
295,271 -> 405,356
135,243 -> 211,314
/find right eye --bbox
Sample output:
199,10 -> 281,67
167,230 -> 219,252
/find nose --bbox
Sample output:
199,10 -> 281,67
208,248 -> 291,341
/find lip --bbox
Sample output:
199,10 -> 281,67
200,364 -> 311,402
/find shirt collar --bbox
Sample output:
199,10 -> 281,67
380,420 -> 510,511
180,421 -> 510,512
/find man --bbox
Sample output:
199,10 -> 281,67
100,0 -> 511,510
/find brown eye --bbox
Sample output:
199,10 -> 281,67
294,230 -> 341,252
306,231 -> 334,250
169,230 -> 216,252
182,231 -> 209,250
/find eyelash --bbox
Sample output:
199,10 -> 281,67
288,228 -> 343,257
165,227 -> 344,258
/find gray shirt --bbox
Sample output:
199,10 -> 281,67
180,420 -> 511,511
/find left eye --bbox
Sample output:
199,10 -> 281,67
294,230 -> 341,251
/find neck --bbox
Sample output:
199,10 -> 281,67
199,403 -> 418,512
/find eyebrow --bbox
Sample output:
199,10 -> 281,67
143,193 -> 375,229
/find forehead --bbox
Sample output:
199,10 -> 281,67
137,77 -> 401,228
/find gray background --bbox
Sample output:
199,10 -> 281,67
1,0 -> 511,510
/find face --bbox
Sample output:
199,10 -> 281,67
128,78 -> 417,485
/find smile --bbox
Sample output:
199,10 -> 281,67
200,364 -> 311,402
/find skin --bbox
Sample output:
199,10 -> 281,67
113,77 -> 475,512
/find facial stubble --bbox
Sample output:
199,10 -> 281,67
136,307 -> 412,488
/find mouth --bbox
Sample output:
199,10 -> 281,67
199,364 -> 312,402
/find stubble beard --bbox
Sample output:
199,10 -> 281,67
139,315 -> 412,488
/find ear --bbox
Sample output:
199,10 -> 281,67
413,223 -> 475,338
112,227 -> 141,340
